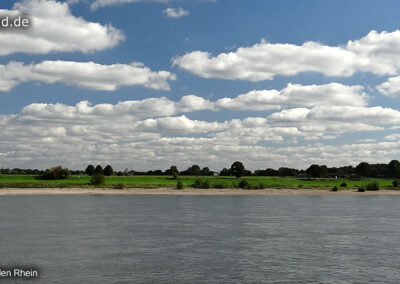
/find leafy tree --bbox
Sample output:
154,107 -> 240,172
201,167 -> 211,176
38,166 -> 69,180
278,167 -> 298,177
231,161 -> 245,178
85,165 -> 95,176
95,165 -> 104,175
306,164 -> 323,178
219,168 -> 231,176
355,162 -> 371,177
104,165 -> 114,176
265,168 -> 279,176
389,160 -> 400,178
166,165 -> 179,176
186,165 -> 201,176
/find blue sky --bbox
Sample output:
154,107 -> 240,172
1,0 -> 400,170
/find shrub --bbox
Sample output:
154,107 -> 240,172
252,183 -> 266,190
238,179 -> 249,189
365,182 -> 380,191
358,186 -> 366,192
90,173 -> 105,185
393,180 -> 399,188
172,172 -> 179,180
340,182 -> 347,187
331,186 -> 338,192
202,179 -> 210,189
38,166 -> 69,180
213,182 -> 226,189
114,183 -> 124,189
176,180 -> 184,190
193,178 -> 210,189
257,183 -> 266,189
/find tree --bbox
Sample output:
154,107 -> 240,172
231,161 -> 245,178
389,160 -> 400,178
306,164 -> 323,178
355,162 -> 371,177
85,165 -> 95,176
219,168 -> 231,176
38,166 -> 69,180
201,167 -> 211,176
166,165 -> 179,176
104,165 -> 114,176
187,165 -> 201,176
95,165 -> 104,175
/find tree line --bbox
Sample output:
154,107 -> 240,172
1,160 -> 400,179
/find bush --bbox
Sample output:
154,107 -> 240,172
38,166 -> 69,180
393,180 -> 399,188
358,186 -> 366,192
176,180 -> 184,190
340,182 -> 347,187
90,173 -> 105,185
365,182 -> 380,191
331,186 -> 338,192
193,178 -> 210,189
257,183 -> 267,189
202,179 -> 210,189
114,183 -> 124,189
173,172 -> 179,180
238,179 -> 249,189
213,182 -> 226,189
252,183 -> 266,190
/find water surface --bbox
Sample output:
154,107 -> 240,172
0,195 -> 399,283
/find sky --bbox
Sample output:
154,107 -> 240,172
1,0 -> 400,171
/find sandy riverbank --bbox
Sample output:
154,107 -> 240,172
1,188 -> 400,195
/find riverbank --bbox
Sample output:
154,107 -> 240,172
1,188 -> 400,195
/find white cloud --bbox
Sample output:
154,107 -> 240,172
305,106 -> 400,125
164,7 -> 189,18
0,61 -> 176,91
1,99 -> 399,170
376,76 -> 400,97
384,133 -> 400,141
173,30 -> 400,81
0,0 -> 123,56
215,83 -> 367,110
90,0 -> 168,10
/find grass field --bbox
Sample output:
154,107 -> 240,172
0,175 -> 398,189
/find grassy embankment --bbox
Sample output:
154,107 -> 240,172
0,175 -> 397,189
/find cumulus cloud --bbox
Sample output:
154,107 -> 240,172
376,76 -> 400,97
0,0 -> 123,56
1,98 -> 399,170
384,133 -> 400,141
164,7 -> 189,18
0,61 -> 176,91
215,83 -> 367,110
173,30 -> 400,81
90,0 -> 167,10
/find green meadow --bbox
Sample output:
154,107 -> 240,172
0,174 -> 397,189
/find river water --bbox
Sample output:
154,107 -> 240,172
0,195 -> 399,283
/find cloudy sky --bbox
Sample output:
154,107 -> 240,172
1,0 -> 400,171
